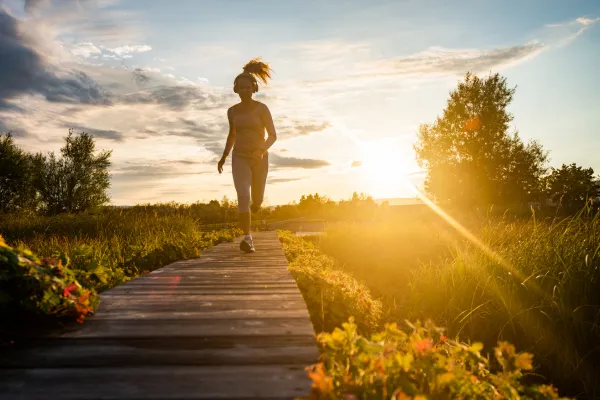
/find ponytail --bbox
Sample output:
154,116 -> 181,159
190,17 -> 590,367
241,57 -> 272,84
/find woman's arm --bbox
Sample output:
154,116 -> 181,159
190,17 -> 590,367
218,107 -> 236,173
260,104 -> 277,152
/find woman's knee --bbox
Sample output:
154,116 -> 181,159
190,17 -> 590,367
237,195 -> 251,213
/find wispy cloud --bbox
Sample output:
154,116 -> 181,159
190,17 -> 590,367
61,123 -> 123,141
278,16 -> 597,92
276,117 -> 331,138
290,41 -> 545,89
71,42 -> 152,60
267,177 -> 305,184
23,0 -> 50,14
270,154 -> 330,170
103,44 -> 151,56
544,16 -> 600,46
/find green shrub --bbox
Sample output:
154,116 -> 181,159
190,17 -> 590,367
0,235 -> 98,324
278,230 -> 382,334
301,318 -> 570,400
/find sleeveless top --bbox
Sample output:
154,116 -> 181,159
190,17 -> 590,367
231,102 -> 266,158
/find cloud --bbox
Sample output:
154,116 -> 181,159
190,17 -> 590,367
276,118 -> 331,138
544,16 -> 600,46
0,119 -> 29,138
297,42 -> 546,88
267,177 -> 305,184
351,161 -> 363,167
269,154 -> 330,170
576,17 -> 600,26
24,0 -> 50,14
62,123 -> 123,141
71,42 -> 152,60
111,160 -> 211,182
0,9 -> 110,109
102,44 -> 152,56
71,42 -> 103,58
121,86 -> 230,110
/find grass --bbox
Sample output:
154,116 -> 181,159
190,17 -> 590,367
0,209 -> 241,333
278,230 -> 382,334
285,208 -> 600,399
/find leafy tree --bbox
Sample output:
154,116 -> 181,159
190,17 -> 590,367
0,133 -> 37,213
298,193 -> 334,218
33,130 -> 112,215
414,72 -> 548,208
545,163 -> 597,213
31,152 -> 68,215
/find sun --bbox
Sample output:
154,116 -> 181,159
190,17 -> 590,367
359,140 -> 409,199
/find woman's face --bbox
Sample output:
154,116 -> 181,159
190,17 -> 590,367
236,78 -> 254,99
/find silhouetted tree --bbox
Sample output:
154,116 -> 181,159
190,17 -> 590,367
414,72 -> 548,208
0,133 -> 37,213
33,130 -> 112,214
545,163 -> 597,213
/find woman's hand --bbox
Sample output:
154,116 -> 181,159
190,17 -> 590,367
252,148 -> 265,161
218,156 -> 226,174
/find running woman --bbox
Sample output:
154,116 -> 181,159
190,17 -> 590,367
218,58 -> 277,253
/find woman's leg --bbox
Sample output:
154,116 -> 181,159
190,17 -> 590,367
251,152 -> 269,213
239,211 -> 250,236
232,155 -> 252,235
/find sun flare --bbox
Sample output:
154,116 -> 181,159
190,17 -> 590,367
359,140 -> 409,199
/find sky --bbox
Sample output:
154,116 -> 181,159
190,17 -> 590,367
1,0 -> 599,206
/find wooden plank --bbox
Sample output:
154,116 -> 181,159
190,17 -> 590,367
99,293 -> 306,302
0,366 -> 311,400
87,300 -> 309,313
89,309 -> 314,320
104,288 -> 302,296
2,340 -> 318,368
108,283 -> 300,289
55,317 -> 315,338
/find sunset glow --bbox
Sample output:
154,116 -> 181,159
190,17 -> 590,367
0,1 -> 597,205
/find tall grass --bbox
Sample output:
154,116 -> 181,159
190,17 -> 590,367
312,209 -> 600,399
0,210 -> 241,292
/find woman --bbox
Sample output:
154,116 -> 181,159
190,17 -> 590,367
218,58 -> 277,253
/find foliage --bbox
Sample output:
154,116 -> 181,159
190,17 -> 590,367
0,210 -> 241,332
0,133 -> 37,214
313,209 -> 600,398
414,72 -> 548,208
1,211 -> 241,292
300,318 -> 570,400
544,163 -> 598,213
269,192 -> 385,222
121,197 -> 241,224
278,230 -> 382,334
0,234 -> 98,324
1,130 -> 112,215
33,130 -> 112,215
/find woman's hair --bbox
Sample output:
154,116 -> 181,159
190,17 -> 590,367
234,57 -> 272,92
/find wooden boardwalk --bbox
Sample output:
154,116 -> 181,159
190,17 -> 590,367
0,232 -> 318,400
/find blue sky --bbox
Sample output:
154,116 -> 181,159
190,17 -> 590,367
1,0 -> 599,205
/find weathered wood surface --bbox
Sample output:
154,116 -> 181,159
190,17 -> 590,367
0,232 -> 318,400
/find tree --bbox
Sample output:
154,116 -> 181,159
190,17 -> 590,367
31,152 -> 68,215
0,133 -> 37,213
545,163 -> 597,213
33,130 -> 112,214
414,72 -> 548,208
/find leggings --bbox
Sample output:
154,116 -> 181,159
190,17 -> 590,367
232,152 -> 269,212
